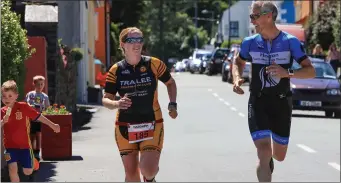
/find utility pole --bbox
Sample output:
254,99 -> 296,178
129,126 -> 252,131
104,0 -> 109,68
228,0 -> 231,47
159,0 -> 164,62
194,0 -> 198,49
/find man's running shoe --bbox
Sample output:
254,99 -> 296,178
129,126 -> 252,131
143,176 -> 156,182
269,157 -> 274,174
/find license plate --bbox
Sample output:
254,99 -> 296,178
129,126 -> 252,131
300,101 -> 322,107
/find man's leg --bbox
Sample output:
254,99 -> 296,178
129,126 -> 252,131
139,123 -> 164,182
254,137 -> 273,182
115,125 -> 141,182
270,96 -> 292,162
248,95 -> 273,182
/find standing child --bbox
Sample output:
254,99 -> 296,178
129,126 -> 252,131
1,80 -> 60,182
25,75 -> 50,161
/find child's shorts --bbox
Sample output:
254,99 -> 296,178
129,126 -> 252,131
4,149 -> 34,168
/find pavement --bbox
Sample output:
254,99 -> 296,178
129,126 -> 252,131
35,72 -> 340,182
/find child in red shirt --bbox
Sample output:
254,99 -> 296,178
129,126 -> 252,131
1,80 -> 60,182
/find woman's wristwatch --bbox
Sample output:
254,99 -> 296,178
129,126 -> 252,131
168,102 -> 177,110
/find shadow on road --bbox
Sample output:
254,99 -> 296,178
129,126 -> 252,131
292,113 -> 340,119
72,107 -> 94,133
34,162 -> 57,182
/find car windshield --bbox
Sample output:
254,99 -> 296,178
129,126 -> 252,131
202,54 -> 212,61
292,61 -> 337,79
214,49 -> 230,58
195,53 -> 209,59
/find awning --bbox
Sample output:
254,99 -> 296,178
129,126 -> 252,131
94,59 -> 103,65
277,24 -> 306,42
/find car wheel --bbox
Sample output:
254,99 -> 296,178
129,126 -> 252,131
199,67 -> 205,74
227,71 -> 233,83
222,71 -> 227,82
325,111 -> 333,117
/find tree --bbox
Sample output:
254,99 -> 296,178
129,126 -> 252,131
333,2 -> 340,48
110,22 -> 123,64
54,39 -> 83,113
110,0 -> 144,29
307,1 -> 338,51
1,0 -> 35,99
139,1 -> 209,60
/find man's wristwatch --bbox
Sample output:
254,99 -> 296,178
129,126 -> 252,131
288,68 -> 294,77
168,102 -> 177,110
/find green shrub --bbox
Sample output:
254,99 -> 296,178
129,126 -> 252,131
1,0 -> 35,99
70,48 -> 83,62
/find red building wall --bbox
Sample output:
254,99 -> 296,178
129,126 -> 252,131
24,37 -> 48,95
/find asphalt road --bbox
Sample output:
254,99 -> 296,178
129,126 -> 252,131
36,72 -> 340,182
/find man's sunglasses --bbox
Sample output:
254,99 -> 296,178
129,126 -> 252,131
124,37 -> 144,44
249,12 -> 269,20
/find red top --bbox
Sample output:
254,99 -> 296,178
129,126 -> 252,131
97,72 -> 108,88
1,102 -> 40,149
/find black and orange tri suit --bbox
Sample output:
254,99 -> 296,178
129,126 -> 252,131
105,55 -> 172,155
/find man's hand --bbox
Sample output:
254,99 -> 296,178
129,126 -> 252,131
233,77 -> 245,95
168,103 -> 178,119
266,61 -> 289,78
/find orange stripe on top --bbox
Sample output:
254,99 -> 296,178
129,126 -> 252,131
26,117 -> 33,149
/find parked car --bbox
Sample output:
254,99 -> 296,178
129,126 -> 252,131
174,61 -> 186,72
221,46 -> 250,83
206,48 -> 230,76
291,58 -> 341,118
189,49 -> 212,74
199,54 -> 212,74
181,58 -> 190,71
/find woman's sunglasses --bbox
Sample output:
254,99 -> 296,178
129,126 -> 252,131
249,12 -> 269,21
124,37 -> 144,44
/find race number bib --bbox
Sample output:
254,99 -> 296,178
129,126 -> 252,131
128,122 -> 155,144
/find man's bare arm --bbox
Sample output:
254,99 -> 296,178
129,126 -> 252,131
292,58 -> 315,79
232,53 -> 246,82
102,93 -> 119,110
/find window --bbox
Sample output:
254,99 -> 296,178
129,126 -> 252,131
230,21 -> 239,37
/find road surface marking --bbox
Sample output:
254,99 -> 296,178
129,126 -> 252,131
208,88 -> 213,92
328,162 -> 340,171
296,144 -> 317,153
212,93 -> 219,97
219,98 -> 224,102
230,107 -> 237,111
224,102 -> 230,106
238,112 -> 245,117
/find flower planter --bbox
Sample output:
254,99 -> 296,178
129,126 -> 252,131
41,114 -> 72,160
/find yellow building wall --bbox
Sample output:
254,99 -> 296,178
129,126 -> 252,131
87,1 -> 97,86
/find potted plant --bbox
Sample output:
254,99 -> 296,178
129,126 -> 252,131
41,104 -> 73,160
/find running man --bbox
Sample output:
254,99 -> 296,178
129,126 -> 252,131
102,27 -> 178,182
232,1 -> 315,182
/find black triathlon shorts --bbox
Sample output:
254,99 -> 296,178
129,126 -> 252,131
248,92 -> 292,145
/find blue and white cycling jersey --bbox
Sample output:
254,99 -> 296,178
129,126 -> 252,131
239,31 -> 307,94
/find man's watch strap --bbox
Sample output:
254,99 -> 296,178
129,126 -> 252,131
288,68 -> 294,77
